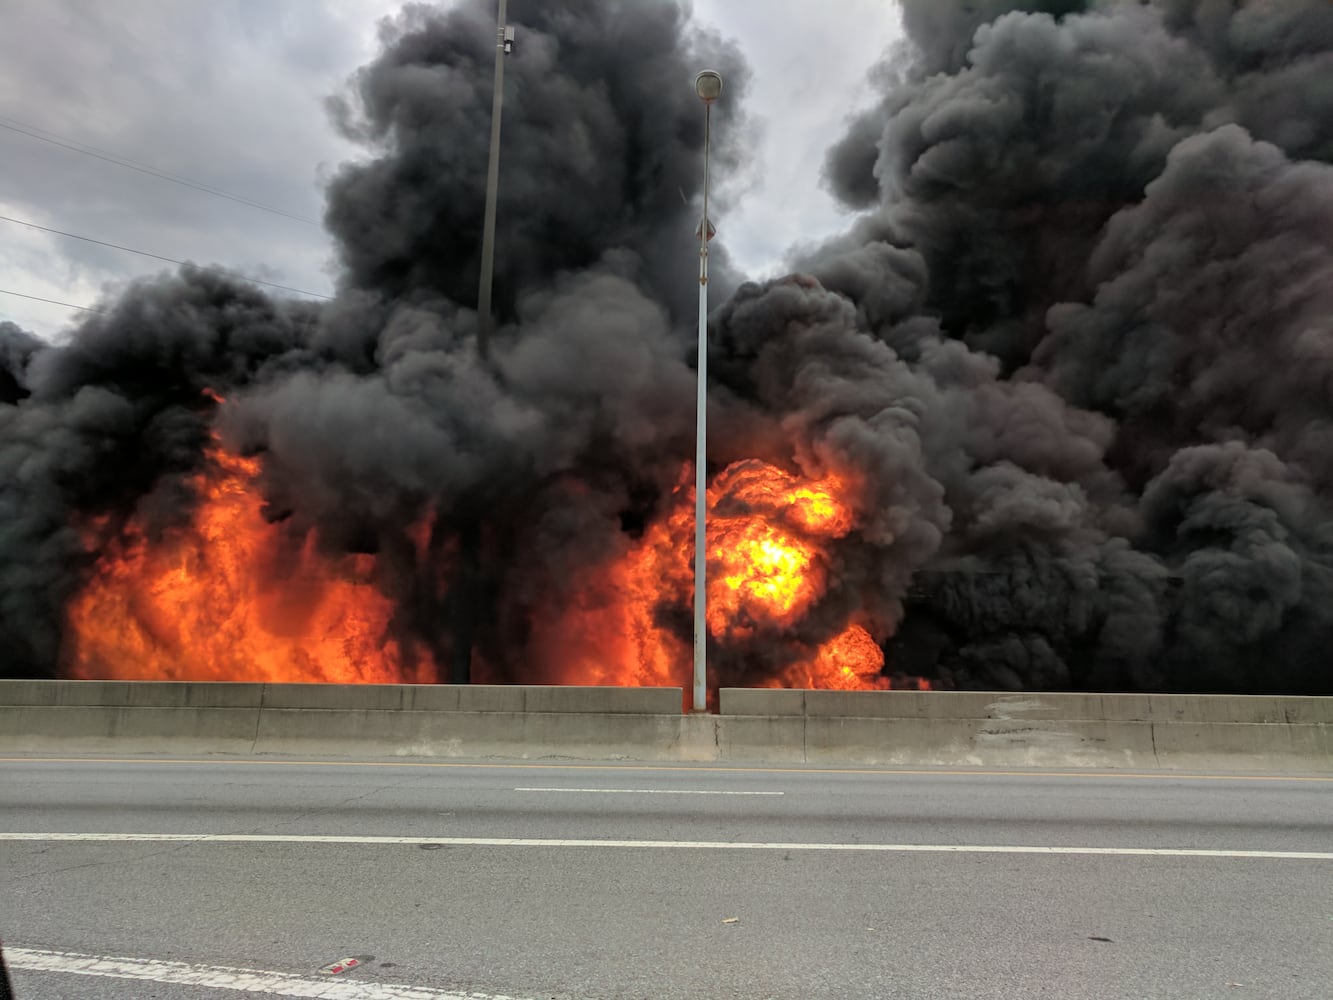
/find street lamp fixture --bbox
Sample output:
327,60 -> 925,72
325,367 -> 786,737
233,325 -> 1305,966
695,70 -> 722,103
691,69 -> 721,713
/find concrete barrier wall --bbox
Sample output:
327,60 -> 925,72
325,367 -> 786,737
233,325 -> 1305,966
2,681 -> 1330,771
0,681 -> 692,759
0,680 -> 267,754
718,689 -> 1333,770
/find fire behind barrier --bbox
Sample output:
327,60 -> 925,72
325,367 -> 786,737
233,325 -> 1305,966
3,1 -> 1333,696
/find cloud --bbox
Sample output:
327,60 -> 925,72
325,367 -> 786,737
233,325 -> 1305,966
0,0 -> 388,335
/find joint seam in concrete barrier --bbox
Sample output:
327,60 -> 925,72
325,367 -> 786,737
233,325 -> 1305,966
801,717 -> 807,764
249,686 -> 263,753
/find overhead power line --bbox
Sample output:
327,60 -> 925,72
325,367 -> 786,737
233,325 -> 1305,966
0,115 -> 320,226
0,212 -> 333,300
0,114 -> 208,187
0,288 -> 102,313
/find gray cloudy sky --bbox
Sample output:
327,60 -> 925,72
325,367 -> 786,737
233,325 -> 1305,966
0,0 -> 902,340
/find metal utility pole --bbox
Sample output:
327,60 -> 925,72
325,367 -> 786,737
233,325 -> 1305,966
476,0 -> 514,360
691,69 -> 721,713
452,2 -> 513,686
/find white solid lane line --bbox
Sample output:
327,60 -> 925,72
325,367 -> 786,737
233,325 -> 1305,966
5,947 -> 529,999
2,832 -> 1330,859
4,757 -> 1331,782
512,787 -> 784,795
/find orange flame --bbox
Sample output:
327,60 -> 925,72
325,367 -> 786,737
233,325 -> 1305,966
768,623 -> 889,690
706,461 -> 851,640
532,460 -> 907,692
62,436 -> 435,684
64,427 -> 927,693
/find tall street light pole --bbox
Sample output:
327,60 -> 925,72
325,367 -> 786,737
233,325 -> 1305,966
476,0 -> 514,361
452,2 -> 513,686
692,69 -> 721,713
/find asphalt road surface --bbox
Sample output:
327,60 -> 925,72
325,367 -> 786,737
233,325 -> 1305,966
2,755 -> 1330,1000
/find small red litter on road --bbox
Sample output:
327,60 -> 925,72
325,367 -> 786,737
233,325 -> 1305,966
319,956 -> 371,975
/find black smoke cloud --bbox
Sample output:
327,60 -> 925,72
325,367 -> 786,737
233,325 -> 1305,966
813,0 -> 1333,693
324,0 -> 750,321
2,0 -> 1331,695
0,322 -> 40,404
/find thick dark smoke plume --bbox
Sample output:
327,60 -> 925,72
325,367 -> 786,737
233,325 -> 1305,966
3,0 -> 1331,694
814,0 -> 1333,693
0,322 -> 40,405
323,0 -> 750,320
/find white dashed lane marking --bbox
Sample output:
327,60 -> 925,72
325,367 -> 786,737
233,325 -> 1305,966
512,786 -> 784,795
